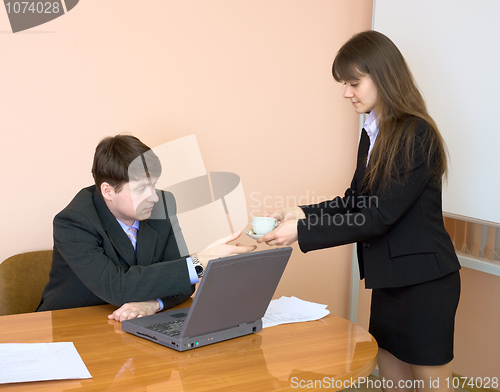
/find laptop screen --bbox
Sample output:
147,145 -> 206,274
181,247 -> 292,338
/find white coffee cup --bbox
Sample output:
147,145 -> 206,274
252,217 -> 277,235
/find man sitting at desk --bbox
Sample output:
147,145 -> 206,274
37,135 -> 255,321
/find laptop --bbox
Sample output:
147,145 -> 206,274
122,247 -> 292,351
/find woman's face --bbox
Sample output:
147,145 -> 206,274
342,74 -> 380,115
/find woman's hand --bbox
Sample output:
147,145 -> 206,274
257,219 -> 299,246
196,231 -> 257,267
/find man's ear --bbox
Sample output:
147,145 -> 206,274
100,182 -> 114,201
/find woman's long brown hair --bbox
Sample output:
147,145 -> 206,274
332,30 -> 448,194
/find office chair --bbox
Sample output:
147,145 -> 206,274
0,250 -> 52,316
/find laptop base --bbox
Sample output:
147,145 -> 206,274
122,317 -> 262,351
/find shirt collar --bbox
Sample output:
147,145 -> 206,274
363,111 -> 379,165
116,219 -> 140,233
363,110 -> 379,140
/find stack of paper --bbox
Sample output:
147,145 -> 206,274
262,296 -> 330,328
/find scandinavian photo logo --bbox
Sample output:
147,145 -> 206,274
3,0 -> 79,33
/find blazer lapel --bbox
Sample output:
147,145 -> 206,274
352,129 -> 370,192
137,221 -> 158,267
93,188 -> 137,267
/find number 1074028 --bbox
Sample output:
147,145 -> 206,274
5,2 -> 62,14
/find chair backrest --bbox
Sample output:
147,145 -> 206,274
0,250 -> 52,316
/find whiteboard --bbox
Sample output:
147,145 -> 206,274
373,0 -> 500,224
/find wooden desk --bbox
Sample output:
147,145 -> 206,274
0,303 -> 377,391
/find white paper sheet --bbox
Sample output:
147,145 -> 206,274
262,296 -> 330,328
0,342 -> 92,384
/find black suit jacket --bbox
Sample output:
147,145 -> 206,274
37,186 -> 195,311
298,119 -> 460,289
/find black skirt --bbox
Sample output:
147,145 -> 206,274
369,271 -> 460,366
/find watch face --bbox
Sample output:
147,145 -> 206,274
195,265 -> 204,277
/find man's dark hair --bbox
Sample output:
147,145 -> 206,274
91,134 -> 162,193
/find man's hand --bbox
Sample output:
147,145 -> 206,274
196,231 -> 257,267
108,300 -> 160,322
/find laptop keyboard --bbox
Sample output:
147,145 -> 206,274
145,319 -> 186,337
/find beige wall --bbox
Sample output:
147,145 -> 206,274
453,269 -> 500,379
0,1 -> 372,319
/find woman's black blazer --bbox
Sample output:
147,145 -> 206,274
297,120 -> 460,289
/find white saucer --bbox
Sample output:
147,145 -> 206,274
245,229 -> 264,239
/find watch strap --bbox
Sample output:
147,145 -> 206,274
190,253 -> 204,277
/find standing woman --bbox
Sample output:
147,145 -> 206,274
258,30 -> 460,392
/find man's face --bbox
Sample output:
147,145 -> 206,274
103,177 -> 159,226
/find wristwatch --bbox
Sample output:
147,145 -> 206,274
190,253 -> 204,277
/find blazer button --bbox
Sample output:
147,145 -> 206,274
363,242 -> 371,250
